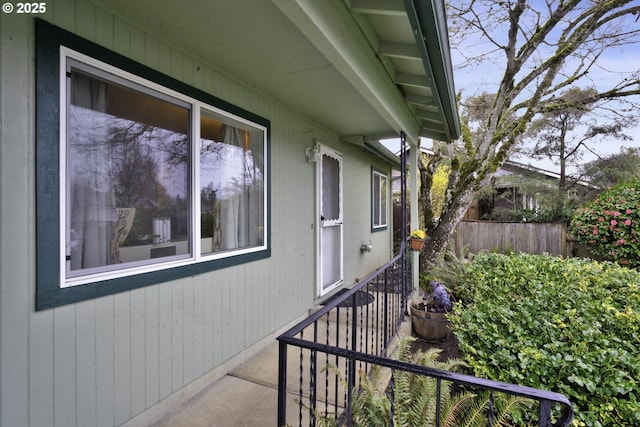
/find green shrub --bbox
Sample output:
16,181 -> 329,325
450,253 -> 640,427
571,180 -> 640,268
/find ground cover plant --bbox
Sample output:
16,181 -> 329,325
449,253 -> 640,427
315,336 -> 529,427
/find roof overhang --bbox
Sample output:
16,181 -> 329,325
87,0 -> 460,150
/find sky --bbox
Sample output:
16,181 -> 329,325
386,2 -> 640,175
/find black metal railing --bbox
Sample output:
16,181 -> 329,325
277,241 -> 411,426
276,243 -> 574,427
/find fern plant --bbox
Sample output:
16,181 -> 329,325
314,336 -> 531,427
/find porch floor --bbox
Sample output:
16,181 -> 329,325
153,313 -> 412,427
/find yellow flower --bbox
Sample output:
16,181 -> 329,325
410,229 -> 427,239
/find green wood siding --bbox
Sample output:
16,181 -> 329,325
0,1 -> 394,425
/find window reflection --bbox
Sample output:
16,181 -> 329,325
200,109 -> 264,255
67,69 -> 190,274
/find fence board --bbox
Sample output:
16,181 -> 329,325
453,221 -> 567,257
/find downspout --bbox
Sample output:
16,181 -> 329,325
408,135 -> 421,300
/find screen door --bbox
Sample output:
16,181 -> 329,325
317,147 -> 343,296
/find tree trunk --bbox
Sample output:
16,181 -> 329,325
421,186 -> 476,268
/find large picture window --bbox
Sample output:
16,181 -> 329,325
36,20 -> 270,308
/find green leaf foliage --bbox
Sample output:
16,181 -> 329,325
314,336 -> 529,427
571,180 -> 640,268
450,253 -> 640,426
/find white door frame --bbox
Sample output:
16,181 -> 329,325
316,144 -> 344,297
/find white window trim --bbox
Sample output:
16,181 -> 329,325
59,47 -> 269,288
372,169 -> 388,229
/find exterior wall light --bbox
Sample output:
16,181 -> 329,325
306,146 -> 320,163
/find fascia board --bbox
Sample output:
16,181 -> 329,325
272,0 -> 421,142
404,0 -> 461,141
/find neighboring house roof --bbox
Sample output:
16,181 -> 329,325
494,160 -> 565,187
96,0 -> 460,146
394,146 -> 596,189
494,160 -> 598,190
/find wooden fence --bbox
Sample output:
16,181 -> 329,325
452,221 -> 569,257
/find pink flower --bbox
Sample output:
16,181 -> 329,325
593,228 -> 599,235
625,219 -> 631,226
622,259 -> 629,265
598,217 -> 604,222
611,220 -> 618,226
627,209 -> 633,214
613,211 -> 621,217
617,239 -> 626,245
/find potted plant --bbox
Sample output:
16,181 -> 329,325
409,229 -> 427,251
411,280 -> 453,341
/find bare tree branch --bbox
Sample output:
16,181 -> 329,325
417,0 -> 640,265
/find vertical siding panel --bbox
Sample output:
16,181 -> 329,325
245,267 -> 257,346
113,293 -> 131,425
53,306 -> 77,427
192,60 -> 204,92
158,284 -> 172,400
29,311 -> 55,426
113,18 -> 130,57
1,14 -> 31,427
183,281 -> 195,384
170,282 -> 184,392
232,269 -> 245,354
129,27 -> 145,64
170,49 -> 184,83
76,301 -> 97,426
193,277 -> 205,378
144,34 -> 159,70
212,277 -> 224,367
95,297 -> 115,427
181,55 -> 195,86
157,41 -> 172,76
201,66 -> 214,98
75,0 -> 96,40
130,289 -> 146,416
53,0 -> 75,30
203,275 -> 214,371
220,271 -> 233,361
145,286 -> 160,408
236,269 -> 247,348
261,260 -> 271,335
95,8 -> 113,49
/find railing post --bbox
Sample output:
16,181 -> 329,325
488,391 -> 495,426
539,400 -> 552,427
383,268 -> 389,348
435,378 -> 442,427
277,340 -> 288,427
310,349 -> 317,427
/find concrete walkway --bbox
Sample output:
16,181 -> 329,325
153,314 -> 412,427
153,337 -> 297,427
